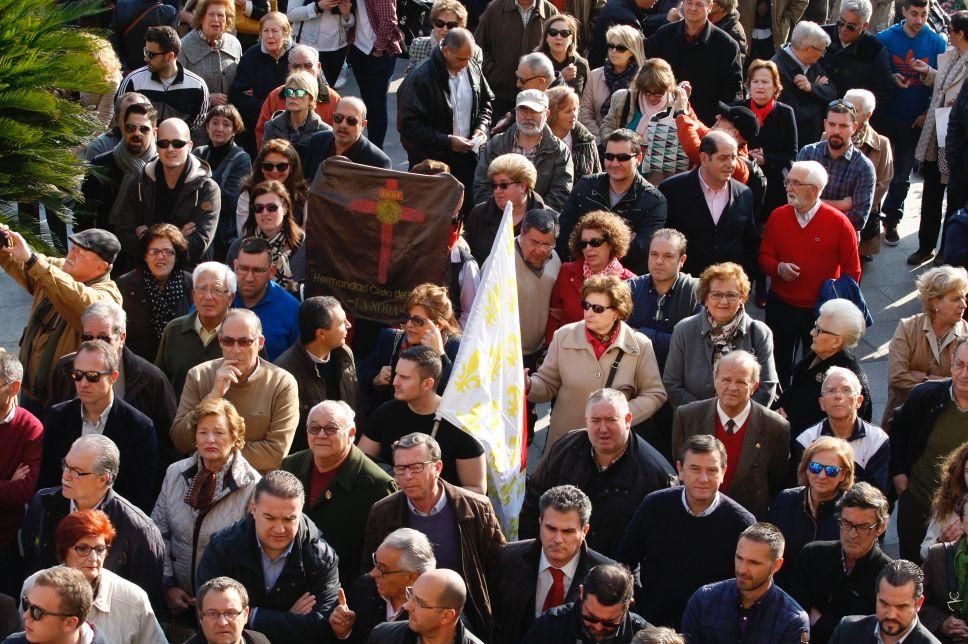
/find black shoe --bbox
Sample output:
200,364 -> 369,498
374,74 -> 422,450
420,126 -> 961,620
883,223 -> 900,246
861,254 -> 874,263
933,255 -> 945,266
907,249 -> 935,265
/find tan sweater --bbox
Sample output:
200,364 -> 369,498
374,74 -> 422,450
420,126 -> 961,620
171,358 -> 299,473
515,248 -> 562,355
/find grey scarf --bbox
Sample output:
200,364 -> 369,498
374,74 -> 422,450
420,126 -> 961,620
108,142 -> 156,226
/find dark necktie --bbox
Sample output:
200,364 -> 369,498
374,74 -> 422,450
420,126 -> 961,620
726,419 -> 737,435
542,567 -> 565,612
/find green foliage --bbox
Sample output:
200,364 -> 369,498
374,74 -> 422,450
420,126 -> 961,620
0,0 -> 113,253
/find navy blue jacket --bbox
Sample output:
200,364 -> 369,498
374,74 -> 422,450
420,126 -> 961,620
522,600 -> 649,643
682,579 -> 809,643
196,513 -> 340,644
767,487 -> 842,590
230,43 -> 294,128
302,130 -> 393,183
626,273 -> 700,368
943,208 -> 968,268
40,397 -> 158,513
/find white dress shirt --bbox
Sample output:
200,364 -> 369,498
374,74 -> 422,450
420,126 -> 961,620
534,547 -> 582,616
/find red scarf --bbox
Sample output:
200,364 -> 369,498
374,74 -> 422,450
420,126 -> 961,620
585,323 -> 619,360
750,99 -> 776,126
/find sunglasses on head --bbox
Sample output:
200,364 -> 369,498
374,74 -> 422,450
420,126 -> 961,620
491,180 -> 519,191
807,461 -> 843,477
606,42 -> 629,52
124,123 -> 152,135
603,152 -> 636,162
577,237 -> 608,250
828,98 -> 855,112
548,27 -> 573,37
157,139 -> 190,149
260,161 -> 290,173
282,87 -> 310,98
70,369 -> 112,383
836,18 -> 860,31
433,18 -> 459,28
333,113 -> 360,126
253,202 -> 282,213
581,300 -> 613,314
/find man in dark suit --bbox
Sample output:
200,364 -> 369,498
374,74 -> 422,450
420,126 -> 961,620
491,485 -> 615,643
39,340 -> 158,512
302,97 -> 392,183
828,560 -> 940,643
660,132 -> 759,279
671,350 -> 790,518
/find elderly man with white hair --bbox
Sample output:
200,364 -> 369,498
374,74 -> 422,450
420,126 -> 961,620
772,21 -> 839,145
759,160 -> 862,389
844,88 -> 894,260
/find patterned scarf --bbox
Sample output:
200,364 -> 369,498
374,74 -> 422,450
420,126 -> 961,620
257,228 -> 303,295
184,453 -> 233,511
582,257 -> 626,280
600,60 -> 638,118
144,269 -> 187,339
707,308 -> 744,367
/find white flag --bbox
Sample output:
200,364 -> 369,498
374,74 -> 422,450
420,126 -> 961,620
437,202 -> 526,539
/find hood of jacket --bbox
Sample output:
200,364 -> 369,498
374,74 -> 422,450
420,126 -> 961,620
144,152 -> 213,185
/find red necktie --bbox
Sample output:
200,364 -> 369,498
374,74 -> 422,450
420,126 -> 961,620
542,567 -> 565,612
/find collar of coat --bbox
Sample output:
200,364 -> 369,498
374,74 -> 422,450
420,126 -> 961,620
559,320 -> 642,356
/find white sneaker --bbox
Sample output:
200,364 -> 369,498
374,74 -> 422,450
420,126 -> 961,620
334,63 -> 349,89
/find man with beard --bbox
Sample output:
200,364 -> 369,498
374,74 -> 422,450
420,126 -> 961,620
681,523 -> 809,643
79,102 -> 158,233
797,100 -> 876,232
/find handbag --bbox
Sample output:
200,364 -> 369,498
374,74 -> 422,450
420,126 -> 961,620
639,109 -> 689,176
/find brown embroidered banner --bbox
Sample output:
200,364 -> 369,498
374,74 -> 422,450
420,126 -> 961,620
304,157 -> 463,324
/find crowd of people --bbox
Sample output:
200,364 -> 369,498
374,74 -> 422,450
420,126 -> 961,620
3,0 -> 968,639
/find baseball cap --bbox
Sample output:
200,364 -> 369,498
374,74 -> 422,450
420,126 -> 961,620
516,89 -> 549,112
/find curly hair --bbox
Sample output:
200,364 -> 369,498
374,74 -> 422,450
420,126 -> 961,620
582,274 -> 633,320
931,440 -> 968,521
698,262 -> 751,303
241,139 -> 309,217
191,0 -> 236,31
568,210 -> 632,261
243,180 -> 304,250
189,397 -> 247,453
797,435 -> 856,490
405,283 -> 461,336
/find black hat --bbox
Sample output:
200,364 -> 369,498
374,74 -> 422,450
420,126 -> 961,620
68,229 -> 121,265
716,102 -> 760,143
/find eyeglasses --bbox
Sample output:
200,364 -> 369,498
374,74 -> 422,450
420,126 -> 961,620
603,152 -> 636,162
235,264 -> 270,275
405,586 -> 450,610
201,609 -> 245,621
371,552 -> 408,576
606,43 -> 629,52
577,237 -> 608,250
547,27 -> 573,37
70,369 -> 113,383
491,180 -> 519,191
808,461 -> 843,477
80,334 -> 113,343
523,237 -> 555,252
953,360 -> 968,372
581,300 -> 613,314
61,458 -> 94,479
829,98 -> 855,112
642,89 -> 666,98
822,387 -> 857,398
260,161 -> 290,173
143,48 -> 166,59
808,44 -> 827,54
195,286 -> 229,297
783,179 -> 816,188
812,324 -> 838,336
404,315 -> 427,327
307,423 -> 346,436
21,597 -> 76,622
708,291 -> 741,302
157,139 -> 190,149
836,18 -> 861,31
837,518 -> 880,535
290,62 -> 315,71
282,87 -> 310,98
218,335 -> 257,347
147,248 -> 175,257
70,543 -> 110,558
516,74 -> 546,84
392,460 -> 437,475
433,18 -> 459,28
253,203 -> 282,214
124,123 -> 152,135
333,113 -> 360,126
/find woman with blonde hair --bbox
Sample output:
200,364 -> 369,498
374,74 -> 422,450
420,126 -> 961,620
262,70 -> 327,151
547,86 -> 601,181
406,0 -> 481,70
580,24 -> 644,140
81,35 -> 123,126
536,14 -> 590,95
179,0 -> 242,106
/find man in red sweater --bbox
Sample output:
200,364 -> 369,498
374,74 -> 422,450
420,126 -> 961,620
0,351 -> 43,597
759,160 -> 862,388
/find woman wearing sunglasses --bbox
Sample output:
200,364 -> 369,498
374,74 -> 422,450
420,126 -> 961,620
527,274 -> 666,451
579,24 -> 644,141
150,398 -> 259,630
358,283 -> 462,416
262,71 -> 328,157
767,435 -> 854,589
20,510 -> 166,643
228,180 -> 306,297
406,0 -> 481,71
546,211 -> 636,342
536,14 -> 589,96
236,138 -> 310,234
115,223 -> 194,361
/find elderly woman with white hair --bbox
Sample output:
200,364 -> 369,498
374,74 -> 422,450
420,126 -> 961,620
771,21 -> 838,145
777,298 -> 873,435
845,88 -> 895,260
580,24 -> 644,140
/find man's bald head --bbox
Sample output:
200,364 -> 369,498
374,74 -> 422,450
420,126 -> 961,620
420,569 -> 466,611
156,118 -> 192,169
158,118 -> 191,140
336,96 -> 367,120
442,27 -> 474,49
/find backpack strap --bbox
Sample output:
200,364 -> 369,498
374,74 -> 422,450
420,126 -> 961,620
122,1 -> 163,38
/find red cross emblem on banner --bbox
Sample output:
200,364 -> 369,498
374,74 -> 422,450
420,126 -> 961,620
348,178 -> 426,284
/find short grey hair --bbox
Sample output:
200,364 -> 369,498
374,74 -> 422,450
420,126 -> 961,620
223,308 -> 263,336
584,388 -> 631,416
712,349 -> 761,384
0,351 -> 24,384
740,522 -> 786,561
392,432 -> 442,462
307,399 -> 355,430
520,208 -> 560,237
290,44 -> 320,64
539,484 -> 592,526
81,302 -> 126,335
840,0 -> 873,23
817,298 -> 866,348
791,160 -> 829,192
72,434 -> 121,485
380,528 -> 436,573
822,366 -> 863,395
790,21 -> 831,50
519,52 -> 554,81
193,261 -> 237,294
442,27 -> 474,50
844,88 -> 876,116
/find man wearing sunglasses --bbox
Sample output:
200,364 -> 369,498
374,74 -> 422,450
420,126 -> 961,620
171,309 -> 299,473
116,117 -> 220,269
38,340 -> 158,513
303,97 -> 392,182
790,482 -> 892,643
522,564 -> 647,643
5,566 -> 108,644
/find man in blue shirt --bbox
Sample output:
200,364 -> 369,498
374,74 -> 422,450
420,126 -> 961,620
875,0 -> 946,245
681,522 -> 810,643
231,236 -> 300,360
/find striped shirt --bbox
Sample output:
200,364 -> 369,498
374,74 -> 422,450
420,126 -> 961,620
116,62 -> 210,132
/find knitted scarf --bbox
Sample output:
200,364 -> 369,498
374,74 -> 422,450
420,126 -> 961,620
600,61 -> 638,118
